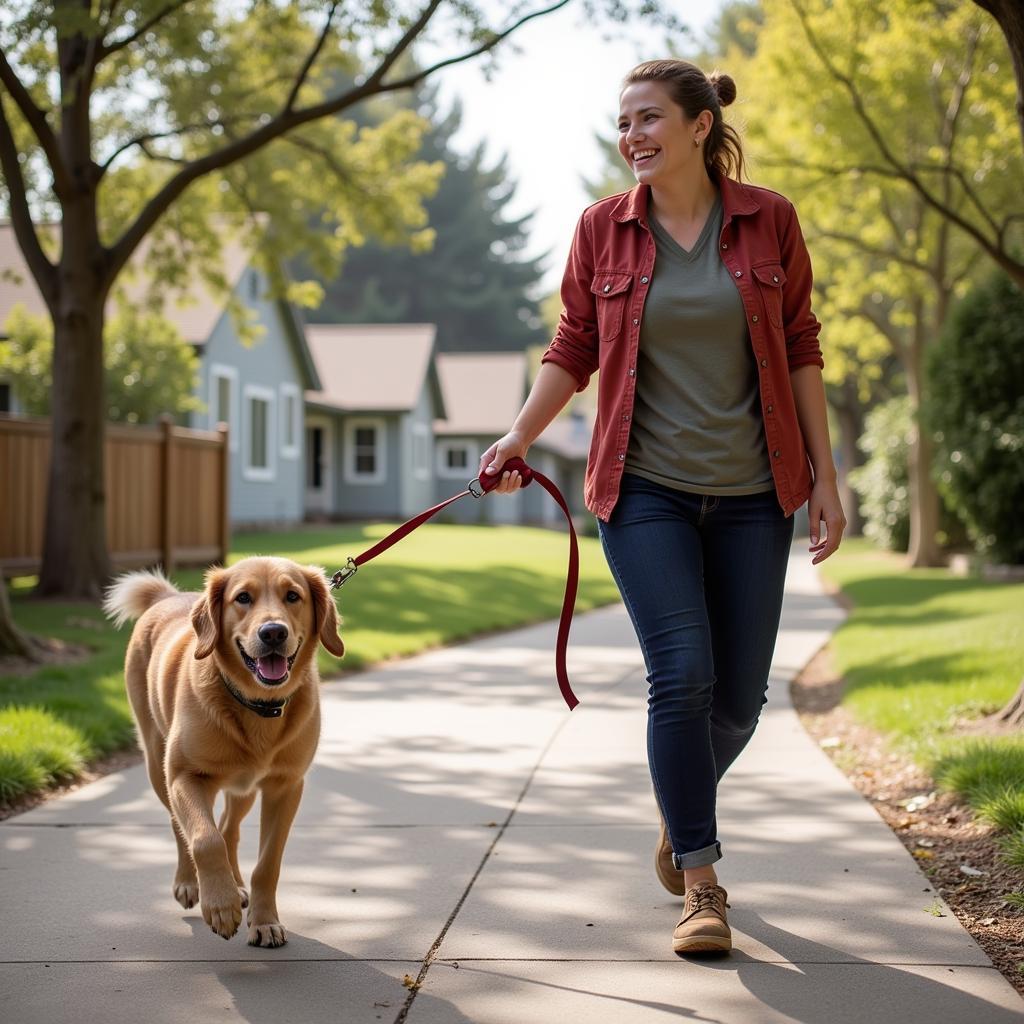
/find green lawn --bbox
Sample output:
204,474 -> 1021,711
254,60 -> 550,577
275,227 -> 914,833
0,522 -> 618,808
819,538 -> 1024,888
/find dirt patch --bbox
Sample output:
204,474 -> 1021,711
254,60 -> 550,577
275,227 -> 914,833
0,635 -> 91,678
0,744 -> 143,822
791,642 -> 1024,998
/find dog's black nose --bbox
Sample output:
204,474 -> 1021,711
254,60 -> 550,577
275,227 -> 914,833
258,621 -> 289,647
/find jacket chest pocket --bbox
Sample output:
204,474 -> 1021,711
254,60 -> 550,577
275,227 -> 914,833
590,272 -> 633,342
752,263 -> 786,329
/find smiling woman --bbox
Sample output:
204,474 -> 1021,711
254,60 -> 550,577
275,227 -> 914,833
477,55 -> 847,959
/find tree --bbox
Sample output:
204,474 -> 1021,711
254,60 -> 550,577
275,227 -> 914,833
2,0 -> 682,601
306,86 -> 547,353
2,303 -> 201,423
740,0 -> 1023,566
972,0 -> 1024,154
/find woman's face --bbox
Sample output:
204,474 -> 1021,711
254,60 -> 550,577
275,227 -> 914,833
617,80 -> 706,187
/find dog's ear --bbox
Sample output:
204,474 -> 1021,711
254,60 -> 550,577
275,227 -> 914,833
191,566 -> 228,660
305,566 -> 345,658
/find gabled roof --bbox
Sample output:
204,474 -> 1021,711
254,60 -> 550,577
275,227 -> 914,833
304,323 -> 444,415
433,352 -> 528,436
0,220 -> 320,390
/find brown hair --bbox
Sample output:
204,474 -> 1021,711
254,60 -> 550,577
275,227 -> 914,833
622,59 -> 746,183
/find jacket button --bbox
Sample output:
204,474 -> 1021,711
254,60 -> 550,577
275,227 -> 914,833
752,315 -> 759,323
628,367 -> 636,376
760,358 -> 768,367
622,414 -> 630,422
772,275 -> 779,283
766,404 -> 773,413
734,270 -> 742,277
773,450 -> 781,458
640,275 -> 649,284
632,318 -> 639,326
721,243 -> 728,249
618,453 -> 625,461
603,284 -> 611,293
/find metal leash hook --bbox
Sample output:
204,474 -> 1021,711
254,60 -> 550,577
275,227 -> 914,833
330,557 -> 358,590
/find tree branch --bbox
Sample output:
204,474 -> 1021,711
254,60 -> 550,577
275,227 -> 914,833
98,115 -> 259,174
0,49 -> 71,195
0,96 -> 57,307
283,0 -> 340,114
108,2 -> 568,282
787,0 -> 1022,281
99,0 -> 193,58
814,229 -> 932,273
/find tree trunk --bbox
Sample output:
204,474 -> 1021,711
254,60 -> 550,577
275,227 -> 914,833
36,287 -> 111,598
907,411 -> 943,567
833,379 -> 866,537
973,0 -> 1024,154
0,578 -> 35,658
991,676 -> 1024,729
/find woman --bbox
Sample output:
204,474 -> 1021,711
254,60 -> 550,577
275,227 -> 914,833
479,58 -> 846,956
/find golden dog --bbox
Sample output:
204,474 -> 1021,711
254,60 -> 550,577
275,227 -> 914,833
103,557 -> 345,946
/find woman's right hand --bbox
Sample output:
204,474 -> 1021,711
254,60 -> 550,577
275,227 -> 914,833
478,430 -> 529,494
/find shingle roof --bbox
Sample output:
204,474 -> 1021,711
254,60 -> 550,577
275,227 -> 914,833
304,323 -> 439,412
433,352 -> 528,435
0,222 -> 251,344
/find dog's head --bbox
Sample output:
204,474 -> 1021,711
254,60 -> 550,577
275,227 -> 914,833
191,557 -> 345,687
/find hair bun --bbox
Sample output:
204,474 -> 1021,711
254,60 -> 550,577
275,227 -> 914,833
708,71 -> 736,107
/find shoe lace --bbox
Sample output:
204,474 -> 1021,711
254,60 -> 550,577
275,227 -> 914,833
687,885 -> 726,914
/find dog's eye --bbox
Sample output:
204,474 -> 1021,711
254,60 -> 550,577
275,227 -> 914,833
235,592 -> 252,605
285,590 -> 301,603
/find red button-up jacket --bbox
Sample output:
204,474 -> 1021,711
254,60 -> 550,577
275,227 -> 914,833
540,166 -> 824,521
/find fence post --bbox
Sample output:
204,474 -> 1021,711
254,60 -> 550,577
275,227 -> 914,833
159,416 -> 175,575
217,422 -> 230,566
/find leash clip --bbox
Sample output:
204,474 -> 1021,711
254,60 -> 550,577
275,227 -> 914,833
330,557 -> 358,589
468,477 -> 486,499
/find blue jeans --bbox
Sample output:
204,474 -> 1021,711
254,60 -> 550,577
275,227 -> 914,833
597,472 -> 795,869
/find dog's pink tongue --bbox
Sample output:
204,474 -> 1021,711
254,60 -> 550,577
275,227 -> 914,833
257,654 -> 288,680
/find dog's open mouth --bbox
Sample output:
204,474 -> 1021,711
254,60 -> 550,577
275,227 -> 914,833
237,640 -> 297,686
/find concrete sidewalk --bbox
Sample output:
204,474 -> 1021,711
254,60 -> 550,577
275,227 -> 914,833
2,544 -> 1021,1023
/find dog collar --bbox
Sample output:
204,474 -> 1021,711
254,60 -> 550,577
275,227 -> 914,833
220,674 -> 289,719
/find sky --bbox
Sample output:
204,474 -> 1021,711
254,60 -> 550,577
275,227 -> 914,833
429,1 -> 726,293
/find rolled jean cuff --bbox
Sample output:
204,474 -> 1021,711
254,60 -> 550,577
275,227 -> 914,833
673,840 -> 722,870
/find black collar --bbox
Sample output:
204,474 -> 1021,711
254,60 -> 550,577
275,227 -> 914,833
220,674 -> 289,719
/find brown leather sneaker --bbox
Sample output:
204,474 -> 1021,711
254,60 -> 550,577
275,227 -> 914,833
655,814 -> 687,896
673,881 -> 732,956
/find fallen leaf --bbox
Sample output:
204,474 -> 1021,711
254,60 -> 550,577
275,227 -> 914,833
959,865 -> 985,877
916,839 -> 936,848
401,974 -> 420,990
978,918 -> 996,926
913,849 -> 935,859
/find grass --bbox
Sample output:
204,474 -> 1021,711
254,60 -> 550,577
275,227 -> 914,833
818,537 -> 1024,872
1,521 -> 619,809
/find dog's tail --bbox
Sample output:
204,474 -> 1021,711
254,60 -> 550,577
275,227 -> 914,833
102,569 -> 180,628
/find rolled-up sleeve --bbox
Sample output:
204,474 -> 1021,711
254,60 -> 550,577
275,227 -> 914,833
540,210 -> 600,392
780,201 -> 824,371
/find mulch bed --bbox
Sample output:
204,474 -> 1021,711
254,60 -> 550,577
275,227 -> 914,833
791,637 -> 1024,997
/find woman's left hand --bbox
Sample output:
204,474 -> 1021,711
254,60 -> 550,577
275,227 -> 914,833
807,476 -> 846,564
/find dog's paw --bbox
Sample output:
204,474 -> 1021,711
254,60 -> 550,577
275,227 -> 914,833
173,880 -> 199,909
247,922 -> 288,948
201,881 -> 243,940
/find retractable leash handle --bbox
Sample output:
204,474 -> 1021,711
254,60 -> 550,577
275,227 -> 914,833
330,456 -> 581,710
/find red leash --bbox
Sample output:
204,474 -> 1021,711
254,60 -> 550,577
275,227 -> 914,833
330,457 -> 580,710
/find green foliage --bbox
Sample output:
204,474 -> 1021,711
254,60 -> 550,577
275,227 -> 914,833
0,304 -> 201,423
926,269 -> 1024,564
847,397 -> 913,551
305,88 -> 546,353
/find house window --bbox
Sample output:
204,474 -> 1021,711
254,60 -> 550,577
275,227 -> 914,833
0,382 -> 10,413
280,383 -> 300,459
412,423 -> 429,480
243,384 -> 275,481
344,417 -> 386,484
209,364 -> 239,451
438,441 -> 475,478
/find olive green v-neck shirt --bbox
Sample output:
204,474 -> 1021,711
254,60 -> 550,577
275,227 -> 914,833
624,189 -> 774,496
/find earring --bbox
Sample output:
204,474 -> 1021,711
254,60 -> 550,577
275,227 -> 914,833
694,138 -> 701,147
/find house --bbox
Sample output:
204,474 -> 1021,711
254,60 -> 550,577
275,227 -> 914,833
433,351 -> 592,527
0,222 -> 320,527
303,324 -> 447,520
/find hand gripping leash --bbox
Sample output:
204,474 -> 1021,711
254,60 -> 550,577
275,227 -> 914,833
330,457 -> 580,710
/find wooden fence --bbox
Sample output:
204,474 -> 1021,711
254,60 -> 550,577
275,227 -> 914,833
0,414 -> 230,578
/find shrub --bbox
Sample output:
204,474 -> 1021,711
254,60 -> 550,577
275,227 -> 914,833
926,269 -> 1024,564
